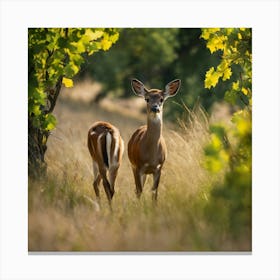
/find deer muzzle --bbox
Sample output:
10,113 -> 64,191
151,105 -> 160,113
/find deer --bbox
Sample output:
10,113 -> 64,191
128,78 -> 181,201
88,121 -> 124,205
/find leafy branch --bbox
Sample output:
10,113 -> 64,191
201,28 -> 252,237
28,28 -> 119,175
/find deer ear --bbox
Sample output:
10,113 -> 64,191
131,79 -> 148,97
164,79 -> 181,98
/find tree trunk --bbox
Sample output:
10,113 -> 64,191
28,77 -> 62,177
28,119 -> 49,177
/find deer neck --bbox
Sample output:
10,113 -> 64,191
145,113 -> 163,145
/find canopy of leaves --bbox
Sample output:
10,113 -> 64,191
201,28 -> 252,106
28,28 -> 119,132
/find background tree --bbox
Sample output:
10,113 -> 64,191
28,28 -> 119,176
78,28 -> 233,120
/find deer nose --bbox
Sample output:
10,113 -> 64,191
151,105 -> 160,113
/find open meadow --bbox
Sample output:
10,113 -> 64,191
28,81 -> 250,252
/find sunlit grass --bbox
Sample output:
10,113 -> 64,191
28,92 -> 250,252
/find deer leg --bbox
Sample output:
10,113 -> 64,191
141,174 -> 147,188
92,162 -> 101,200
109,164 -> 120,198
99,167 -> 113,204
132,168 -> 143,198
93,175 -> 101,200
103,177 -> 113,203
152,169 -> 162,202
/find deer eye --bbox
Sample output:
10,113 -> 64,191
145,98 -> 150,103
160,97 -> 164,103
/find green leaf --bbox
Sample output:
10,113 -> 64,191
101,38 -> 113,51
222,67 -> 232,81
71,41 -> 86,53
87,42 -> 101,55
217,60 -> 232,81
224,90 -> 237,105
44,114 -> 57,131
32,88 -> 46,105
85,29 -> 104,41
206,34 -> 226,53
204,67 -> 222,89
31,105 -> 41,116
64,63 -> 79,77
200,28 -> 221,40
241,87 -> 248,95
232,81 -> 240,91
62,77 -> 74,88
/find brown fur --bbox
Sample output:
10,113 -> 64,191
128,79 -> 180,201
88,121 -> 124,205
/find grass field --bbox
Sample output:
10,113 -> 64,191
28,82 -> 250,251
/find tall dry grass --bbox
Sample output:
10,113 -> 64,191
29,85 -> 246,251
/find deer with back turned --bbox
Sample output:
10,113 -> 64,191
88,121 -> 124,205
128,79 -> 181,201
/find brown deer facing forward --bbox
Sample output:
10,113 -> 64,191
88,121 -> 124,204
128,79 -> 181,201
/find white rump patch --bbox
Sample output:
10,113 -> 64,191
106,132 -> 112,167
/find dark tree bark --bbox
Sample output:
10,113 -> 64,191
28,77 -> 63,177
